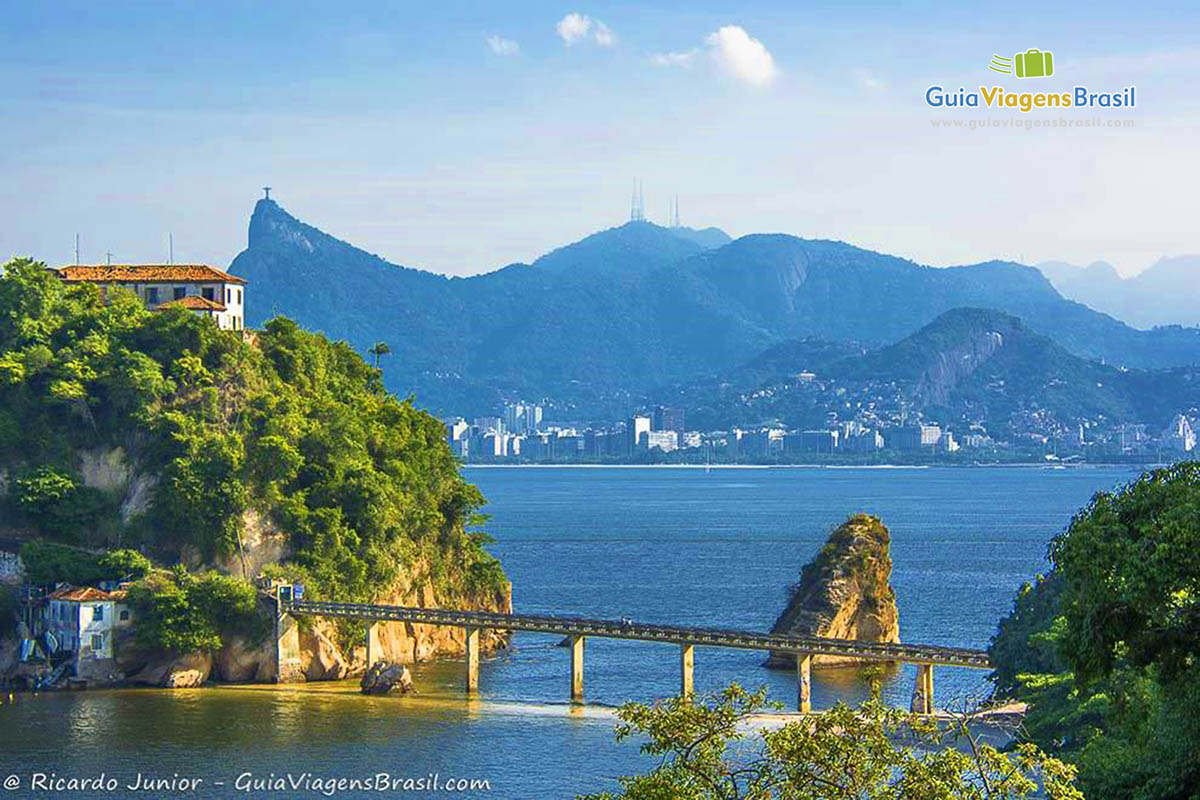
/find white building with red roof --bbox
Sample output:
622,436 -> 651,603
44,585 -> 133,677
56,264 -> 247,331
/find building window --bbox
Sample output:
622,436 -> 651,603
93,604 -> 103,621
91,634 -> 103,651
119,609 -> 130,621
237,288 -> 242,304
202,287 -> 215,301
174,286 -> 186,300
146,287 -> 159,304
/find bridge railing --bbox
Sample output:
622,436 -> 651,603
276,598 -> 991,714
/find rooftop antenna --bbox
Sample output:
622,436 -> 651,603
74,233 -> 79,266
672,194 -> 680,228
262,186 -> 272,200
168,233 -> 174,265
630,180 -> 643,222
105,251 -> 112,266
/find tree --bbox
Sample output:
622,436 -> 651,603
583,684 -> 1081,800
989,462 -> 1200,798
368,340 -> 391,369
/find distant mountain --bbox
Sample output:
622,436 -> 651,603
663,308 -> 1200,433
1037,256 -> 1200,329
532,220 -> 726,277
229,199 -> 1200,417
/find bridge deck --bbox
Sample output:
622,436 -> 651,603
284,600 -> 990,669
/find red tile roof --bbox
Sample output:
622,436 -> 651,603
57,264 -> 246,285
156,296 -> 227,312
48,586 -> 122,602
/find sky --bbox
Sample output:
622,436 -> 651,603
2,0 -> 1199,278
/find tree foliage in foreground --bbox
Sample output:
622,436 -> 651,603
989,462 -> 1200,799
581,684 -> 1080,800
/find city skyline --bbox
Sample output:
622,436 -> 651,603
3,2 -> 1200,278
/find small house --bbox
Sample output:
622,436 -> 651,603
43,586 -> 133,680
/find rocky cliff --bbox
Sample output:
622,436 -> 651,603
3,444 -> 511,689
765,513 -> 900,668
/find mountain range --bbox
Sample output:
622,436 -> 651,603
229,198 -> 1200,419
1037,256 -> 1200,330
657,308 -> 1199,434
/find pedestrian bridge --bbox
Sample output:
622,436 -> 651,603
276,597 -> 991,714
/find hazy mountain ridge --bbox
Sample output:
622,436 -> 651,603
229,199 -> 1200,417
663,308 -> 1200,433
1037,256 -> 1200,329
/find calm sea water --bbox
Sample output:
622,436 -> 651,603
0,466 -> 1140,799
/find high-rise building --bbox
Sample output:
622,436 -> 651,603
887,425 -> 942,451
1163,414 -> 1196,452
502,402 -> 543,435
652,406 -> 686,433
628,415 -> 652,451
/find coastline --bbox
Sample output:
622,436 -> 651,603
463,462 -> 1138,470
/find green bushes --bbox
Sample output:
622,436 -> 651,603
18,540 -> 153,585
11,466 -> 119,542
126,566 -> 264,653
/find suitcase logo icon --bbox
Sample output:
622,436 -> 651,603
989,49 -> 1054,78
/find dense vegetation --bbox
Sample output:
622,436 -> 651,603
0,258 -> 505,610
18,541 -> 150,585
126,565 -> 264,652
584,684 -> 1080,799
989,462 -> 1200,798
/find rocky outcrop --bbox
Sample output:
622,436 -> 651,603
214,634 -> 275,683
348,562 -> 511,668
361,661 -> 413,695
129,651 -> 212,688
766,513 -> 900,668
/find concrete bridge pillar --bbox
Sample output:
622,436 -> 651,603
365,622 -> 382,670
912,664 -> 934,715
680,644 -> 695,701
465,626 -> 480,694
569,634 -> 584,704
273,610 -> 303,683
796,653 -> 812,713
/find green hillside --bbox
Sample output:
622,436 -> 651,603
0,258 -> 504,605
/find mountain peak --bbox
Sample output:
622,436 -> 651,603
531,219 -> 725,277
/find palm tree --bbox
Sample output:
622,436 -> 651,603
368,341 -> 391,368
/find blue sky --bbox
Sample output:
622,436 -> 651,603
2,1 -> 1198,276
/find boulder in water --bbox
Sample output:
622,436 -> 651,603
360,661 -> 413,695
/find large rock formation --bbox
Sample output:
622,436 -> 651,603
765,513 -> 900,668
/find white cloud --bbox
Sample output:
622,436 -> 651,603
486,35 -> 519,56
651,49 -> 699,68
705,25 -> 778,88
556,12 -> 616,47
854,69 -> 888,91
592,20 -> 615,47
